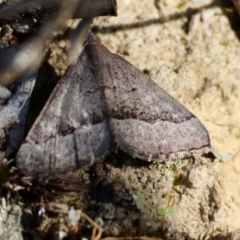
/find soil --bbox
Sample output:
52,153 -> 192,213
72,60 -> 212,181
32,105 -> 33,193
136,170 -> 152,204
93,0 -> 240,238
1,0 -> 240,240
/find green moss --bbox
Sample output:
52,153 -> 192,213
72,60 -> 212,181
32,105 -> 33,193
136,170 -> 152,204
157,207 -> 174,216
135,188 -> 145,212
177,1 -> 187,9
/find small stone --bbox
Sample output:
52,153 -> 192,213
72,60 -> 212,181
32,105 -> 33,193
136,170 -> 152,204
12,19 -> 35,34
1,25 -> 13,40
152,199 -> 158,205
129,174 -> 136,180
148,182 -> 153,189
0,86 -> 11,100
140,176 -> 147,184
59,231 -> 67,239
68,206 -> 81,225
150,177 -> 157,183
201,9 -> 216,22
59,40 -> 66,48
95,217 -> 104,227
83,173 -> 89,180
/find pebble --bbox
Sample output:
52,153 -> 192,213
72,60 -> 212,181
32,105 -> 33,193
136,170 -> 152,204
83,173 -> 89,180
68,206 -> 81,225
150,177 -> 157,183
59,231 -> 67,240
0,86 -> 11,100
1,24 -> 13,41
12,19 -> 35,34
129,174 -> 136,180
140,176 -> 147,184
148,182 -> 153,189
152,199 -> 158,205
201,8 -> 216,22
59,40 -> 66,49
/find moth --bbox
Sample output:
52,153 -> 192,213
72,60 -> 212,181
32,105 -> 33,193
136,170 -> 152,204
16,32 -> 211,174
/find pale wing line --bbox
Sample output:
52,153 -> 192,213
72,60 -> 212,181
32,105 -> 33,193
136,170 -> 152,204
109,52 -> 160,159
70,47 -> 110,167
130,66 -> 161,157
60,63 -> 92,170
40,67 -> 76,170
73,58 -> 94,166
93,46 -> 116,158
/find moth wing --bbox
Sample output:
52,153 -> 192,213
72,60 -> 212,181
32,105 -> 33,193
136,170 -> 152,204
86,33 -> 211,161
17,31 -> 211,175
16,42 -> 115,174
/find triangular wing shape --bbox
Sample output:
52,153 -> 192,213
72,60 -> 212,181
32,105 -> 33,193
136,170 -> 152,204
16,32 -> 211,174
85,33 -> 211,162
16,35 -> 116,174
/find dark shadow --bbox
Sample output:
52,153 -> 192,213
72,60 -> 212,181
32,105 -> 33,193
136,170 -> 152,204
93,0 -> 240,43
93,1 -> 216,34
220,0 -> 240,41
24,51 -> 60,135
83,151 -> 182,239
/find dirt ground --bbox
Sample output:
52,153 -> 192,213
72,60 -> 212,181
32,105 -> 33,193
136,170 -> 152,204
46,0 -> 240,238
1,0 -> 240,239
91,0 -> 240,238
